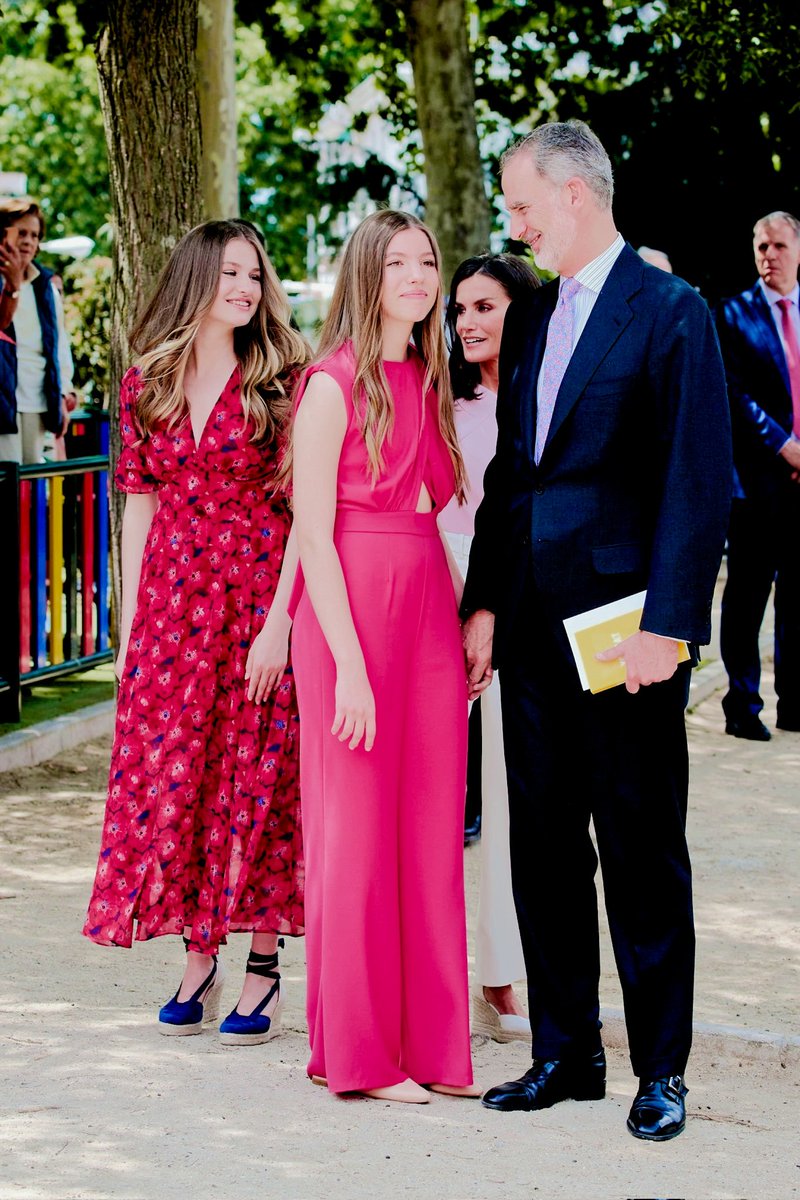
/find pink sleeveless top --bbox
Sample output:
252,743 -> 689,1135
293,342 -> 457,513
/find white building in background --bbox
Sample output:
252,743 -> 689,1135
312,73 -> 425,278
282,74 -> 425,330
282,68 -> 509,326
0,171 -> 28,197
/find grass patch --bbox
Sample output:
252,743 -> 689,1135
0,663 -> 115,737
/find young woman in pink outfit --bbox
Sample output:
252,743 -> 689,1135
287,210 -> 478,1104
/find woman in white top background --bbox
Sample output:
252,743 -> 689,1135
0,198 -> 76,464
439,253 -> 539,1042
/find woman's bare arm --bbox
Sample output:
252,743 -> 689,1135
292,372 -> 376,751
116,492 -> 159,679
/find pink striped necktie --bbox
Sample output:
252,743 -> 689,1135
777,297 -> 800,436
536,276 -> 582,463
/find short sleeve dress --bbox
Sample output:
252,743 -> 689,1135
83,366 -> 303,952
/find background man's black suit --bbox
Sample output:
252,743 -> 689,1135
716,282 -> 800,730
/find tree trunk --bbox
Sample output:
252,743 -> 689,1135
95,0 -> 203,648
198,0 -> 239,219
404,0 -> 492,285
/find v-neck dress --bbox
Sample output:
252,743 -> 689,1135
291,343 -> 472,1093
83,366 -> 303,952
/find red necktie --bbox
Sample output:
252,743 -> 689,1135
777,297 -> 800,436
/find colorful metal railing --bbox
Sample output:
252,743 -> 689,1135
0,416 -> 114,722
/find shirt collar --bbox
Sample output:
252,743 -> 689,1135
567,232 -> 625,296
758,277 -> 799,308
23,262 -> 41,284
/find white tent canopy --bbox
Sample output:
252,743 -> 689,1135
39,236 -> 95,260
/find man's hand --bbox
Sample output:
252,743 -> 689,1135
779,439 -> 800,483
596,629 -> 680,694
462,608 -> 495,700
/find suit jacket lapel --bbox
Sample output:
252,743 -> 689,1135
514,283 -> 557,462
749,285 -> 791,395
541,250 -> 637,461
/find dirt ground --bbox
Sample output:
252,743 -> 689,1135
0,671 -> 798,1200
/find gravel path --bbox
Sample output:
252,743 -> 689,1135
0,672 -> 797,1200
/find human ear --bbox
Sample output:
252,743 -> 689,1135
565,177 -> 585,207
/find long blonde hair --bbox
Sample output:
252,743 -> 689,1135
130,220 -> 310,444
286,210 -> 465,499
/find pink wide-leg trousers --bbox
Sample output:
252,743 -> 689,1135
292,510 -> 472,1093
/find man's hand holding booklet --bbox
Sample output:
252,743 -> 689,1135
563,591 -> 690,695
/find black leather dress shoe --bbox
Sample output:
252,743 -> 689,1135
481,1050 -> 606,1112
776,716 -> 800,732
725,717 -> 771,741
627,1075 -> 688,1141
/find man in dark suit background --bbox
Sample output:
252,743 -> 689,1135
716,212 -> 800,741
461,121 -> 732,1141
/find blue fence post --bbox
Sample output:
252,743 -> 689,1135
5,455 -> 116,712
0,461 -> 22,722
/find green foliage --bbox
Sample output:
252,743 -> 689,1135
235,4 -> 411,279
653,0 -> 800,103
465,0 -> 800,296
0,1 -> 110,241
61,255 -> 112,406
236,0 -> 800,293
2,0 -> 797,299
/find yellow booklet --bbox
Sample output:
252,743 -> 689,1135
563,590 -> 690,694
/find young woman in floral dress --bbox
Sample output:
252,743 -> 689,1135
84,220 -> 309,1044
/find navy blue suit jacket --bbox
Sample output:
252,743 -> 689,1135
462,243 -> 733,668
715,282 -> 795,503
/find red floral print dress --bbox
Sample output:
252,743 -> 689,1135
83,366 -> 303,952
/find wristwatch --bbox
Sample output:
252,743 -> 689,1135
4,290 -> 19,300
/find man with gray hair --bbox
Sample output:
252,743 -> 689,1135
716,210 -> 800,740
461,120 -> 732,1140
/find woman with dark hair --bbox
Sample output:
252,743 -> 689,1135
0,198 -> 77,462
83,220 -> 309,1045
439,252 -> 540,1044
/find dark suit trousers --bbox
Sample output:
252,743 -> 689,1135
721,491 -> 800,725
499,579 -> 695,1080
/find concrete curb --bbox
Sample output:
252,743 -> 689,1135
600,1008 -> 800,1066
0,699 -> 115,773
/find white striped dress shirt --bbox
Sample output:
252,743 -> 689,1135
568,232 -> 626,350
536,233 -> 625,406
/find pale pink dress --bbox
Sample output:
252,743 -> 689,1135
439,386 -> 527,990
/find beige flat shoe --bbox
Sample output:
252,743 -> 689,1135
426,1083 -> 482,1098
471,992 -> 532,1043
361,1080 -> 430,1104
311,1076 -> 430,1104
